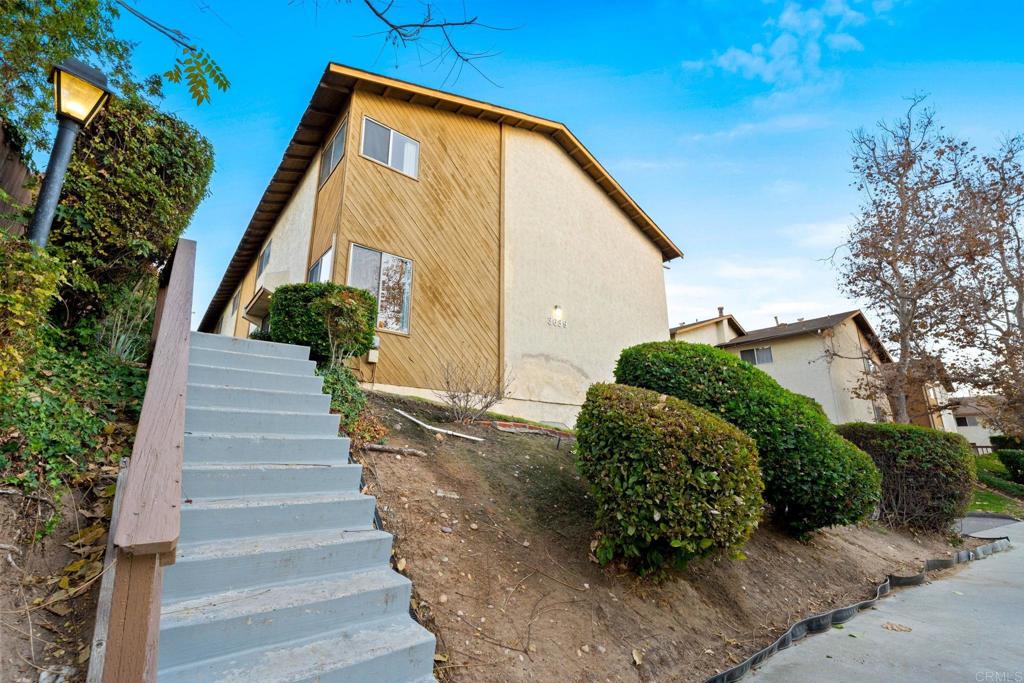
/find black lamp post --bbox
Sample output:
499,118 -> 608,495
26,58 -> 112,247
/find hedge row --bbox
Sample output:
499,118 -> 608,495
837,422 -> 975,531
574,383 -> 763,573
996,449 -> 1024,485
613,342 -> 881,536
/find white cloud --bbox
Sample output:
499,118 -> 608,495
763,178 -> 807,196
680,59 -> 707,71
664,252 -> 859,331
781,218 -> 852,249
686,113 -> 829,141
826,32 -> 864,51
705,0 -> 884,94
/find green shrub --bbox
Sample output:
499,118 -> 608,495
838,422 -> 976,530
0,231 -> 64,385
991,435 -> 1024,451
266,283 -> 376,362
0,336 -> 147,491
574,383 -> 764,573
614,342 -> 881,536
319,365 -> 365,433
996,449 -> 1024,485
48,95 -> 213,327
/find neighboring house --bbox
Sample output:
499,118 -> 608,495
671,309 -> 891,425
904,360 -> 958,432
198,63 -> 682,425
951,396 -> 1001,451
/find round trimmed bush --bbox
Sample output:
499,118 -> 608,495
574,383 -> 764,573
996,449 -> 1024,485
265,283 -> 375,361
838,422 -> 976,530
614,342 -> 881,536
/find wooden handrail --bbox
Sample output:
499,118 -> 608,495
93,239 -> 195,683
112,238 -> 194,556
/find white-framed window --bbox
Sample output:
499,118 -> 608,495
308,245 -> 334,283
319,119 -> 347,186
257,241 -> 272,278
347,243 -> 413,334
956,415 -> 979,427
740,347 -> 773,365
230,290 -> 240,316
361,116 -> 419,178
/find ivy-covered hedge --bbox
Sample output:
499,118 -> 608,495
574,383 -> 763,573
996,449 -> 1024,485
837,422 -> 976,530
0,231 -> 63,385
48,95 -> 213,329
265,283 -> 376,362
614,342 -> 880,536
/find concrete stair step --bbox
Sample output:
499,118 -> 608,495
185,433 -> 350,465
180,492 -> 375,543
185,406 -> 340,436
188,363 -> 323,393
189,346 -> 316,375
182,463 -> 362,499
187,383 -> 331,413
163,529 -> 394,602
158,568 -> 412,670
190,331 -> 311,360
157,615 -> 436,683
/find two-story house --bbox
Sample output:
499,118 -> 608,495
671,309 -> 892,424
198,63 -> 683,425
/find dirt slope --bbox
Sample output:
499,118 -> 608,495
358,392 -> 970,683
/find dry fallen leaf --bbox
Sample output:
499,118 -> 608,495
882,622 -> 912,632
632,648 -> 643,666
397,558 -> 407,572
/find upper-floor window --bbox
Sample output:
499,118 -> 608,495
347,243 -> 413,334
956,415 -> 979,427
319,120 -> 347,186
308,245 -> 334,283
257,241 -> 272,278
361,117 -> 419,178
740,346 -> 773,365
230,290 -> 240,316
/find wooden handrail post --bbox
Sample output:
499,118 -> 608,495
95,239 -> 195,683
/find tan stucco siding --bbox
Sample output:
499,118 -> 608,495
823,319 -> 886,423
726,321 -> 884,424
726,334 -> 840,418
671,320 -> 739,346
502,126 -> 669,417
260,158 -> 319,289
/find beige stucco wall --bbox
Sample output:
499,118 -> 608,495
501,126 -> 670,423
956,423 -> 995,449
255,157 -> 319,292
671,320 -> 740,345
724,321 -> 885,424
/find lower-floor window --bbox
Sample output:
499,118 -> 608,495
740,346 -> 773,365
347,243 -> 413,334
308,245 -> 334,283
956,415 -> 978,427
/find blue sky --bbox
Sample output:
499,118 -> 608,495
111,0 -> 1024,330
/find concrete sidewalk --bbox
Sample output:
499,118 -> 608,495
750,521 -> 1024,683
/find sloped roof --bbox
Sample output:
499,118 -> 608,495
669,314 -> 746,337
198,63 -> 683,332
719,310 -> 893,363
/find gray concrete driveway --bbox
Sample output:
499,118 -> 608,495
750,521 -> 1024,683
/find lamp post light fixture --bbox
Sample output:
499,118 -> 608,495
26,58 -> 112,247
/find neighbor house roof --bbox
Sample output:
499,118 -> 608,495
719,310 -> 894,363
198,63 -> 683,332
669,314 -> 746,338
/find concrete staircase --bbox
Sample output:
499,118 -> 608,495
156,331 -> 436,682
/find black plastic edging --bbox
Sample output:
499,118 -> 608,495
704,535 -> 1013,683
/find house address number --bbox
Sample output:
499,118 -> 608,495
546,317 -> 567,329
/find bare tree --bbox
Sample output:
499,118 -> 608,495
839,96 -> 975,422
435,361 -> 513,423
943,136 -> 1024,436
